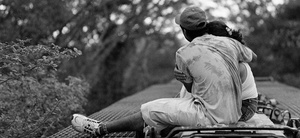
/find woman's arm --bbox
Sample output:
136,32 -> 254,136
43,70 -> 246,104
174,66 -> 192,92
239,63 -> 247,83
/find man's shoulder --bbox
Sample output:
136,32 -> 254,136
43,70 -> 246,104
177,45 -> 189,54
209,35 -> 233,42
176,42 -> 200,57
213,35 -> 241,45
193,34 -> 230,44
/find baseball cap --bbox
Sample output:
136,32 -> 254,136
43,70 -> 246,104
175,6 -> 207,31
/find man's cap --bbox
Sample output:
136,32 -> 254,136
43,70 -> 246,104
175,6 -> 207,31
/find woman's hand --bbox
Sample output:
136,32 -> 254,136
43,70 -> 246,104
174,67 -> 187,83
174,65 -> 193,92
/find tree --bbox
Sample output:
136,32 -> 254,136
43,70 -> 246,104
58,0 -> 188,114
214,0 -> 300,87
0,40 -> 89,137
0,0 -> 72,44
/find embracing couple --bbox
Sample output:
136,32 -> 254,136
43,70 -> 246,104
71,5 -> 258,137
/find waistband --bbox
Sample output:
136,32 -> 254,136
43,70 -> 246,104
242,97 -> 258,103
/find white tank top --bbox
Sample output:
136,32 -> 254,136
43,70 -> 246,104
241,63 -> 258,100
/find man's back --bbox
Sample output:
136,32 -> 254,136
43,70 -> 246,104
176,34 -> 253,125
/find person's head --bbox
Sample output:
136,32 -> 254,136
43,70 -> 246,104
207,20 -> 245,45
175,6 -> 208,42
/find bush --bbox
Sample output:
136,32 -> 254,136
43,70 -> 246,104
0,40 -> 89,138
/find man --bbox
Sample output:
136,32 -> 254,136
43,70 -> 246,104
173,5 -> 255,125
175,20 -> 258,122
71,5 -> 255,137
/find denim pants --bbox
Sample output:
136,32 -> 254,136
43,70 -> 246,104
239,97 -> 258,122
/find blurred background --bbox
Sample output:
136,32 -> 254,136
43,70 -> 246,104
0,0 -> 299,137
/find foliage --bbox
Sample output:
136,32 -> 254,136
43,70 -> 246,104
251,0 -> 300,83
215,0 -> 300,88
0,0 -> 72,44
0,40 -> 89,138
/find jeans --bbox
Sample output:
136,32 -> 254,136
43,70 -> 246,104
239,97 -> 258,122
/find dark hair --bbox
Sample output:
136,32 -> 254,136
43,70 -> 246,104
181,21 -> 245,44
207,20 -> 245,44
180,23 -> 208,42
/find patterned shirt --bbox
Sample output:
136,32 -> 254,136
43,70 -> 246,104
176,34 -> 254,125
